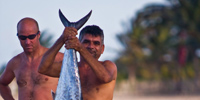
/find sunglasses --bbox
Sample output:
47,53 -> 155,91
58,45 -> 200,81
17,31 -> 39,40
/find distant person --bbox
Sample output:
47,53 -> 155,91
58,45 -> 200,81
38,25 -> 117,100
0,17 -> 63,100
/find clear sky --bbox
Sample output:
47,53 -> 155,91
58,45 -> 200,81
0,0 -> 166,67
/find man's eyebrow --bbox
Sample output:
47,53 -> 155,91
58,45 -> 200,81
83,39 -> 90,41
94,41 -> 100,43
94,41 -> 101,44
82,39 -> 90,43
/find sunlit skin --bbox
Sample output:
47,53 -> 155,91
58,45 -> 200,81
38,27 -> 117,100
0,18 -> 63,100
76,34 -> 117,100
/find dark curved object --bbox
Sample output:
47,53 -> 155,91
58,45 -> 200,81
59,9 -> 92,30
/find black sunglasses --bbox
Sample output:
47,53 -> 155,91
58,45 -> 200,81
17,31 -> 39,40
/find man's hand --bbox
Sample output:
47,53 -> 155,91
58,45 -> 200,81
64,36 -> 82,52
62,27 -> 78,43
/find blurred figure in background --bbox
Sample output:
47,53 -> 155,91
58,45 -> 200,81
0,17 -> 63,100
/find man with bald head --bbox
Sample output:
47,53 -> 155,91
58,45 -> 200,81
0,17 -> 63,100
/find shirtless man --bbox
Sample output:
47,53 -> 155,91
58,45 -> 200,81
38,25 -> 117,100
0,18 -> 63,100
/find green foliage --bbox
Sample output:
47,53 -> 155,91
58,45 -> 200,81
115,0 -> 200,81
115,58 -> 129,82
39,30 -> 54,48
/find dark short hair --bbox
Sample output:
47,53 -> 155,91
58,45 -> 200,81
79,25 -> 104,44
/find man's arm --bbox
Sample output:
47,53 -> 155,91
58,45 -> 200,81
38,27 -> 77,77
65,36 -> 117,83
79,46 -> 117,83
38,35 -> 64,77
0,60 -> 15,100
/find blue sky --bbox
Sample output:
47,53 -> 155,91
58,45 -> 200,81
0,0 -> 166,66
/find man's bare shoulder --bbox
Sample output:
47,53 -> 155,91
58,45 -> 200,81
57,52 -> 64,56
7,52 -> 24,69
102,60 -> 117,79
102,60 -> 117,68
44,47 -> 64,61
55,52 -> 64,61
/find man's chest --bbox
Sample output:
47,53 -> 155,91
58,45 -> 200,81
14,62 -> 50,87
79,69 -> 101,91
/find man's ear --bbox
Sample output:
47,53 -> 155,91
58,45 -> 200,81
38,31 -> 41,38
101,44 -> 105,54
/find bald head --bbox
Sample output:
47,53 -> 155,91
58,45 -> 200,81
17,17 -> 39,32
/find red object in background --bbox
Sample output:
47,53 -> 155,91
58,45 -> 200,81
178,45 -> 188,67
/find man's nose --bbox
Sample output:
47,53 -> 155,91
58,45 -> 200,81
25,38 -> 31,44
88,43 -> 95,48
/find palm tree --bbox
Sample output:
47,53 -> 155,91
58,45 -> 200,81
115,0 -> 200,93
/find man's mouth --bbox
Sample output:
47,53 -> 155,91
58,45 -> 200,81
87,48 -> 96,55
25,45 -> 33,49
